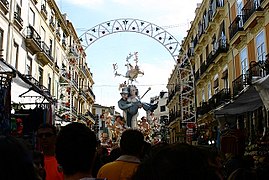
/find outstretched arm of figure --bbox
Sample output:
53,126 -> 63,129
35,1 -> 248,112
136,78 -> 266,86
118,99 -> 133,110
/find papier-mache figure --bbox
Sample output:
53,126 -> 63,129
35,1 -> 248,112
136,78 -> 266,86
115,52 -> 158,128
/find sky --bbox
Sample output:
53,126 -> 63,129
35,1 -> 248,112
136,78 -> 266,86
55,0 -> 202,115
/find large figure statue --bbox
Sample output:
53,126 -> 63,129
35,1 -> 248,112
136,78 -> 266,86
118,85 -> 158,128
115,52 -> 158,128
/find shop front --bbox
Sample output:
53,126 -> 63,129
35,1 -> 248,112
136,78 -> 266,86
0,59 -> 55,143
215,81 -> 269,158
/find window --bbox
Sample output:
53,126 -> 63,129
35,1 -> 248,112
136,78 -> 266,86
0,29 -> 3,56
160,105 -> 166,112
55,80 -> 58,99
12,42 -> 19,69
41,26 -> 45,41
48,74 -> 51,94
16,3 -> 21,16
26,56 -> 32,75
0,29 -> 3,49
240,47 -> 248,75
214,75 -> 219,94
49,38 -> 53,56
202,88 -> 205,102
236,0 -> 243,27
256,30 -> 266,62
39,67 -> 43,85
29,8 -> 35,26
208,82 -> 212,99
222,68 -> 229,89
236,0 -> 243,15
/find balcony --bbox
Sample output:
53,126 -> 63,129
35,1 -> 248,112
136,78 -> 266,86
56,29 -> 61,40
37,41 -> 53,66
261,0 -> 269,9
86,87 -> 95,101
242,0 -> 264,30
247,60 -> 269,81
208,88 -> 231,109
193,35 -> 202,53
167,84 -> 180,105
62,39 -> 67,49
49,19 -> 55,31
169,110 -> 181,123
197,102 -> 212,116
41,4 -> 47,19
77,113 -> 87,121
72,79 -> 79,90
232,74 -> 250,97
23,75 -> 51,97
229,15 -> 246,46
206,38 -> 229,69
200,61 -> 207,77
14,12 -> 23,30
232,60 -> 269,97
25,26 -> 42,54
211,0 -> 225,23
0,0 -> 9,14
85,111 -> 96,122
194,69 -> 200,82
79,88 -> 87,100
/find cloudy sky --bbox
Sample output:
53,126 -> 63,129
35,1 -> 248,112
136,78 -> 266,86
56,0 -> 202,115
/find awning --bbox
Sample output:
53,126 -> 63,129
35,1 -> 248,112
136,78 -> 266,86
0,58 -> 54,103
214,86 -> 263,115
253,74 -> 269,111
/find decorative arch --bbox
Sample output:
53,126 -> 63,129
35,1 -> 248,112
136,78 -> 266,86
79,18 -> 196,123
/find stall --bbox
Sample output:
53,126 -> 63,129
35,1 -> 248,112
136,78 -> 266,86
0,59 -> 55,140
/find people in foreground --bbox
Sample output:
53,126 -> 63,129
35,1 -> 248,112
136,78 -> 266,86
132,143 -> 223,180
55,122 -> 101,180
37,123 -> 63,180
0,135 -> 41,180
97,129 -> 144,180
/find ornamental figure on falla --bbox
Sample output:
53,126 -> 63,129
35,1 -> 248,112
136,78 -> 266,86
114,52 -> 158,128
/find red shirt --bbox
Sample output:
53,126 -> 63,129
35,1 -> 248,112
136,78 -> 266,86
44,156 -> 64,180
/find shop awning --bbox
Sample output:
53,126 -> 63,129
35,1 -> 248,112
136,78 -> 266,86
253,74 -> 269,111
214,86 -> 263,115
0,58 -> 54,103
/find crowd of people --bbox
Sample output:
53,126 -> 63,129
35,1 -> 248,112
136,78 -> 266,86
1,122 -> 269,180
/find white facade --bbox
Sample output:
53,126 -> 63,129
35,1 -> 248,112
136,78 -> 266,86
0,0 -> 95,125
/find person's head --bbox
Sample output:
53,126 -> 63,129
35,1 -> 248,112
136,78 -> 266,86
120,129 -> 144,157
133,143 -> 222,180
55,122 -> 97,177
129,85 -> 138,96
37,123 -> 57,155
120,87 -> 129,100
0,136 -> 40,180
115,115 -> 124,122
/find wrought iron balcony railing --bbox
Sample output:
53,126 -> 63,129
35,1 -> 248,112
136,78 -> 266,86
26,26 -> 41,46
242,0 -> 263,24
229,15 -> 245,40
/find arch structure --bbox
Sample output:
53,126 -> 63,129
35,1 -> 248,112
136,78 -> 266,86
79,18 -> 196,123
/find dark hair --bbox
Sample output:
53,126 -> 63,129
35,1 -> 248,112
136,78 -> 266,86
0,136 -> 40,180
38,123 -> 57,135
120,129 -> 144,156
133,143 -> 221,180
55,122 -> 97,176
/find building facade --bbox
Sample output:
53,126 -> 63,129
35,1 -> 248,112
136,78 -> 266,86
0,0 -> 95,130
168,0 -> 269,151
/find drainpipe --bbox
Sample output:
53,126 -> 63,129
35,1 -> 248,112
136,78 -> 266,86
227,1 -> 236,85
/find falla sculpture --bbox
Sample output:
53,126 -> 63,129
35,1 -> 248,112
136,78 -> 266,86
113,52 -> 158,128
